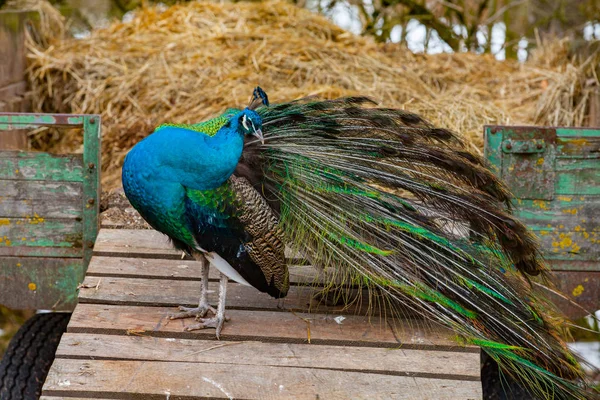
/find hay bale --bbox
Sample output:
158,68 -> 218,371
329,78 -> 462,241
25,1 -> 598,189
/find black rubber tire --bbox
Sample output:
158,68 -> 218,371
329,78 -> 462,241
0,313 -> 71,400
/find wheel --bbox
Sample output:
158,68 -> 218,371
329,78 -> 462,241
0,312 -> 71,400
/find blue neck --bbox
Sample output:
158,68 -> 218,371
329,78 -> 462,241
123,112 -> 247,193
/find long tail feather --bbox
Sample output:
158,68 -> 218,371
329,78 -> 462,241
236,96 -> 594,399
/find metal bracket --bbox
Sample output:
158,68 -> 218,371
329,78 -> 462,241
502,139 -> 546,153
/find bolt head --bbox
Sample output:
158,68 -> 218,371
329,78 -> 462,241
506,143 -> 512,149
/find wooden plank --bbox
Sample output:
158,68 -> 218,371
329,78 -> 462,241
0,11 -> 37,87
0,180 -> 83,218
42,359 -> 482,400
0,246 -> 82,258
93,229 -> 303,261
82,115 -> 101,266
0,151 -> 84,182
532,228 -> 598,263
542,271 -> 600,319
55,333 -> 480,380
67,304 -> 468,351
76,275 -> 371,314
516,197 -> 600,227
556,136 -> 600,158
0,218 -> 83,249
86,256 -> 323,285
0,257 -> 83,311
94,228 -> 187,258
555,158 -> 600,195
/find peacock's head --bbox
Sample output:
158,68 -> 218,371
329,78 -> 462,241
237,109 -> 264,144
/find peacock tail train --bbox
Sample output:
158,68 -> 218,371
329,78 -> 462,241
230,96 -> 593,399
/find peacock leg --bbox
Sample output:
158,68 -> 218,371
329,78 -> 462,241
169,254 -> 216,320
183,272 -> 229,339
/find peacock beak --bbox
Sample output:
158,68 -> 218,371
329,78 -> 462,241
253,128 -> 264,144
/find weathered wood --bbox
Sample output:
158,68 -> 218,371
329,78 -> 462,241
0,257 -> 83,311
93,228 -> 187,258
82,115 -> 101,266
0,246 -> 82,258
0,11 -> 37,87
86,256 -> 323,285
0,151 -> 84,182
0,180 -> 83,218
484,126 -> 600,318
67,304 -> 467,351
56,333 -> 480,380
76,275 -> 372,314
42,359 -> 483,400
0,218 -> 83,250
555,159 -> 600,195
93,228 -> 303,262
542,271 -> 600,319
588,89 -> 600,127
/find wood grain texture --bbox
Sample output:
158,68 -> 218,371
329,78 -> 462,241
76,275 -> 375,315
86,256 -> 323,285
0,151 -> 83,182
55,333 -> 480,380
67,304 -> 467,351
43,359 -> 482,400
0,218 -> 83,250
43,227 -> 481,399
93,228 -> 303,262
0,256 -> 83,310
0,180 -> 83,219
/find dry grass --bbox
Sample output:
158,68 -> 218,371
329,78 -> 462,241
24,0 -> 599,190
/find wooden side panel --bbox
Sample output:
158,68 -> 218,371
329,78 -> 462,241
0,151 -> 84,182
0,257 -> 83,310
0,219 -> 83,253
0,180 -> 83,218
484,126 -> 600,318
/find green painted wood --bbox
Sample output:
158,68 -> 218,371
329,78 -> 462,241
0,246 -> 82,258
0,180 -> 83,218
0,257 -> 83,311
515,198 -> 600,228
483,126 -> 503,176
484,125 -> 600,317
0,112 -> 100,310
556,137 -> 600,159
0,151 -> 83,181
82,115 -> 101,266
0,113 -> 86,130
0,218 -> 82,248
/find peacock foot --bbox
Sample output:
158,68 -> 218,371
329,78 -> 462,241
168,303 -> 216,320
184,315 -> 230,339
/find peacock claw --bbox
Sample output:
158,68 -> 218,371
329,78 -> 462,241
184,315 -> 229,339
168,304 -> 216,320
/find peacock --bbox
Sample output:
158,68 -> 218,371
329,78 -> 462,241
122,87 -> 594,399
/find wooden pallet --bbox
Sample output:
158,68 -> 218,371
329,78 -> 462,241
41,229 -> 482,399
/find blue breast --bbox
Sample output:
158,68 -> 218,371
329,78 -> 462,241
122,124 -> 244,245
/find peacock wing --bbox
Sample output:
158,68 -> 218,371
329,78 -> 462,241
185,177 -> 288,298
